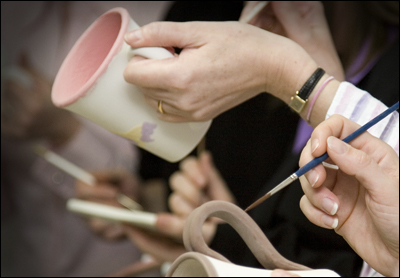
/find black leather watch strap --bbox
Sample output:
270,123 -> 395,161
298,68 -> 325,100
288,68 -> 325,113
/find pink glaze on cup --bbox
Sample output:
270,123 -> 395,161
52,8 -> 129,107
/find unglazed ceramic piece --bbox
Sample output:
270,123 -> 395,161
167,252 -> 340,277
184,200 -> 309,270
51,7 -> 211,162
166,201 -> 341,277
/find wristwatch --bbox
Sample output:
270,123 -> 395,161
288,68 -> 325,113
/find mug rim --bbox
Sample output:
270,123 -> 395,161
166,252 -> 219,277
52,7 -> 129,107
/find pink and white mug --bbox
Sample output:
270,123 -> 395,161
52,7 -> 211,162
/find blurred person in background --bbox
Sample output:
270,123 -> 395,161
1,1 -> 172,276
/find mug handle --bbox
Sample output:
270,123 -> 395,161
127,46 -> 174,61
183,200 -> 310,271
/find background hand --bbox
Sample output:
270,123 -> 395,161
75,170 -> 141,241
1,55 -> 80,146
123,151 -> 235,263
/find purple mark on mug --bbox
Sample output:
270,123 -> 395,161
140,122 -> 157,142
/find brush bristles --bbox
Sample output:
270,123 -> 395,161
244,192 -> 271,212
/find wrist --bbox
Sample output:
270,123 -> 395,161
264,40 -> 319,105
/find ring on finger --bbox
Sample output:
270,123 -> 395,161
158,100 -> 165,114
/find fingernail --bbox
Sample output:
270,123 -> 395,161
327,136 -> 348,154
307,169 -> 319,187
311,139 -> 319,153
322,198 -> 338,215
125,29 -> 143,42
322,215 -> 338,229
322,161 -> 339,170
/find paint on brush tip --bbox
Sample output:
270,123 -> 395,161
244,192 -> 271,212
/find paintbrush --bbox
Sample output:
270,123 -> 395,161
32,144 -> 143,211
245,101 -> 399,212
66,198 -> 156,230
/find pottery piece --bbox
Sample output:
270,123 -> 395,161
166,201 -> 340,277
52,7 -> 211,162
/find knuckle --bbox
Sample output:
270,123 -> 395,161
191,108 -> 210,122
141,22 -> 159,41
354,149 -> 372,167
169,172 -> 182,190
179,156 -> 197,170
169,71 -> 193,91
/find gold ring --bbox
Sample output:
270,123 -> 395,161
158,100 -> 164,114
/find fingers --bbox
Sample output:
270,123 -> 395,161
299,139 -> 328,189
88,218 -> 126,240
169,174 -> 204,207
326,136 -> 397,194
308,115 -> 362,157
143,96 -> 194,122
299,175 -> 339,217
75,179 -> 118,200
300,195 -> 339,230
169,156 -> 208,215
123,223 -> 186,263
308,115 -> 398,193
169,193 -> 198,217
124,22 -> 203,49
123,56 -> 176,89
156,213 -> 216,245
180,156 -> 207,187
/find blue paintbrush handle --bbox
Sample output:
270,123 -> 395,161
295,101 -> 399,178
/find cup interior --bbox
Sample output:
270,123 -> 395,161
52,8 -> 128,107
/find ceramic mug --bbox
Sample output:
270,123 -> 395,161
166,252 -> 340,277
51,7 -> 211,162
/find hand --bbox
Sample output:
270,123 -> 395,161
75,170 -> 141,241
299,115 -> 399,277
124,21 -> 318,122
123,151 -> 235,263
240,1 -> 344,81
1,55 -> 80,146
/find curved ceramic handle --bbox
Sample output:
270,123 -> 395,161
128,46 -> 173,61
183,200 -> 310,271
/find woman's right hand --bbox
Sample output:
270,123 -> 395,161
299,115 -> 399,277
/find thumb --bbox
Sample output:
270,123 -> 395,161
125,22 -> 199,49
326,136 -> 390,193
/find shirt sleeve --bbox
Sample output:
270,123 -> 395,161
359,261 -> 385,277
326,81 -> 399,156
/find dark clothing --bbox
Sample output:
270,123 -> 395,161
212,38 -> 399,276
139,2 -> 399,277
